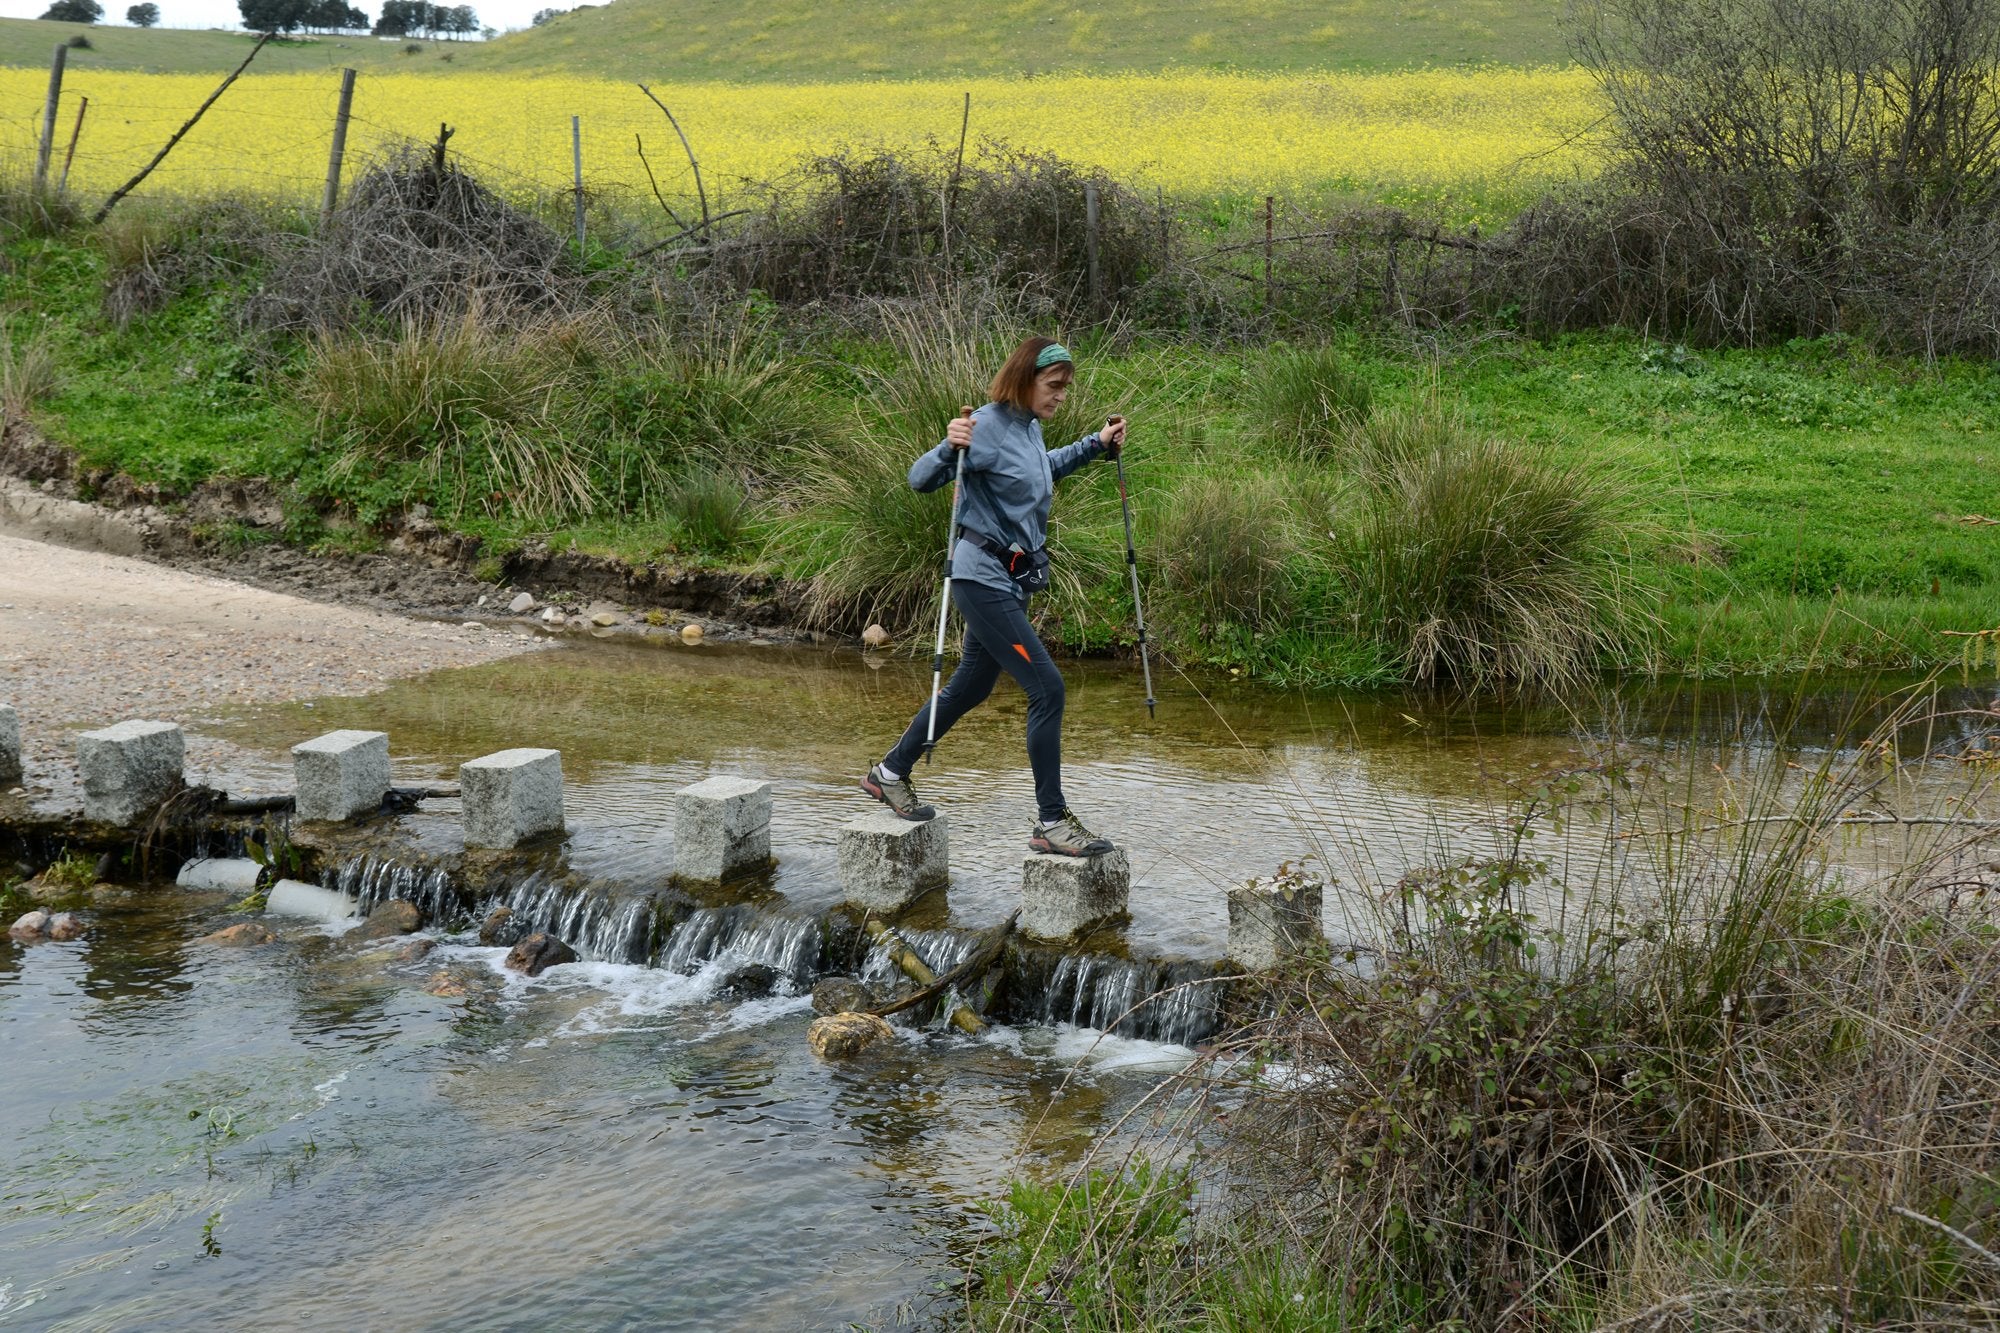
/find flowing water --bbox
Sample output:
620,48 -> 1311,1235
5,637 -> 1997,1329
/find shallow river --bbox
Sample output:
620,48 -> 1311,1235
4,639 -> 1995,1330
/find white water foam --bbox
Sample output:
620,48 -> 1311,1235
290,1070 -> 350,1121
982,1023 -> 1197,1074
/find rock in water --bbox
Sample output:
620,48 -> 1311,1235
348,899 -> 423,942
424,969 -> 470,997
591,612 -> 620,628
478,906 -> 522,947
811,977 -> 879,1016
680,623 -> 704,644
504,932 -> 578,977
719,963 -> 782,999
9,910 -> 50,940
46,912 -> 86,941
200,921 -> 278,947
809,1012 -> 894,1059
861,623 -> 890,649
394,937 -> 437,963
508,592 -> 537,614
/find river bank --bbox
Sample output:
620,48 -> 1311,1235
6,198 -> 1998,690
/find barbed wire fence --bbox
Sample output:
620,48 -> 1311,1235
8,41 -> 1505,336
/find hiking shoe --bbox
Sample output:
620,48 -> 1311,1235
1029,808 -> 1114,857
861,764 -> 936,822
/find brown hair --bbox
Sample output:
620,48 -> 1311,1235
988,335 -> 1072,411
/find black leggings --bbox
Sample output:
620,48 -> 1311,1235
883,578 -> 1067,821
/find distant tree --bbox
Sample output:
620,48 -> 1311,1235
444,4 -> 475,36
302,0 -> 363,29
239,0 -> 310,30
530,6 -> 565,24
40,0 -> 103,21
372,0 -> 423,35
126,1 -> 159,24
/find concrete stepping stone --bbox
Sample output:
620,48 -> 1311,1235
674,776 -> 773,883
293,729 -> 391,822
838,810 -> 949,913
459,748 -> 564,849
1020,850 -> 1130,943
76,720 -> 184,825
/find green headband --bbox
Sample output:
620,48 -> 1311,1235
1035,343 -> 1073,370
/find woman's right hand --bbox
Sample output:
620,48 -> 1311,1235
946,406 -> 975,451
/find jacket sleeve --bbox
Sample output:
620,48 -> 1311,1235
908,439 -> 958,493
1046,432 -> 1105,481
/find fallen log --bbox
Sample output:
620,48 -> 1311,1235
863,912 -> 1016,1036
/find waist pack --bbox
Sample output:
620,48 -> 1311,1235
958,526 -> 1051,593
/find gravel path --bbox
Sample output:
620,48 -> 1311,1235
0,533 -> 543,800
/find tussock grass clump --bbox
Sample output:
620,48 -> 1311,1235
96,195 -> 288,328
1331,403 -> 1630,690
1152,471 -> 1298,631
0,326 -> 59,425
0,174 -> 81,241
1254,344 -> 1372,458
300,308 -> 824,531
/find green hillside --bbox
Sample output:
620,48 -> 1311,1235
1,0 -> 1566,80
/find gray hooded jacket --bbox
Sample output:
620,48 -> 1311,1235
908,401 -> 1108,599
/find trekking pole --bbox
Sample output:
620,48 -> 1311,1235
1109,415 -> 1156,718
924,406 -> 974,763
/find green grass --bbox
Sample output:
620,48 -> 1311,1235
0,0 -> 1566,81
0,20 -> 408,76
3,216 -> 1997,686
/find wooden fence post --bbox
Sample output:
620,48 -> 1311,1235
1263,194 -> 1275,310
320,68 -> 357,227
571,115 -> 585,249
57,95 -> 87,196
1084,181 -> 1102,316
35,44 -> 66,192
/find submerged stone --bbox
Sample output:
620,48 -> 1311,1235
478,906 -> 523,947
811,977 -> 879,1017
808,1011 -> 894,1059
349,899 -> 423,942
200,921 -> 278,947
424,969 -> 470,997
720,962 -> 782,999
46,912 -> 86,941
394,937 -> 437,964
504,932 -> 578,977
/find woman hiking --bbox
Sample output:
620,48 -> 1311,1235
860,336 -> 1127,858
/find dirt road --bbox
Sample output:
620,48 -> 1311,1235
0,532 -> 542,794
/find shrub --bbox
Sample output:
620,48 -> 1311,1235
1152,471 -> 1297,631
660,464 -> 748,553
1329,403 -> 1631,691
1177,699 -> 2000,1331
1253,344 -> 1372,459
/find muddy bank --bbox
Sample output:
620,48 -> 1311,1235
0,425 -> 818,641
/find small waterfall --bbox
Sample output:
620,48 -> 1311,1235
1022,954 -> 1223,1047
659,906 -> 824,982
496,871 -> 656,964
323,855 -> 458,923
860,926 -> 982,988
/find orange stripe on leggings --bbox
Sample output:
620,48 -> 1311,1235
1012,643 -> 1032,662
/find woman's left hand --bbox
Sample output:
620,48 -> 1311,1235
1100,415 -> 1127,457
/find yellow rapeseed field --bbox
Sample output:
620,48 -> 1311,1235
3,68 -> 1600,218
